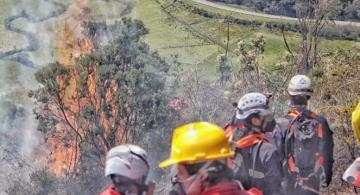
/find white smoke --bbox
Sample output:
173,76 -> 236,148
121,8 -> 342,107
0,0 -> 69,192
0,0 -> 137,193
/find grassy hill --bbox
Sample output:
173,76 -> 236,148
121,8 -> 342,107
135,0 -> 359,78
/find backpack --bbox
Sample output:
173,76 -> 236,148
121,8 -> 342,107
232,133 -> 267,189
284,110 -> 325,178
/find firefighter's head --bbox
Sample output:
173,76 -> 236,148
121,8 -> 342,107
288,75 -> 313,106
105,144 -> 150,195
236,92 -> 276,133
159,122 -> 234,195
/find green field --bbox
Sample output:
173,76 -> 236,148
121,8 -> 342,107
0,0 -> 358,78
134,0 -> 359,78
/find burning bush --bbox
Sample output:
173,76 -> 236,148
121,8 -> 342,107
29,18 -> 175,184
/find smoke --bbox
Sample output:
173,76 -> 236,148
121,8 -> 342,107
0,0 -> 137,192
0,0 -> 70,192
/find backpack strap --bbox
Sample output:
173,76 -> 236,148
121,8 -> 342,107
284,111 -> 302,174
249,140 -> 265,181
234,134 -> 267,187
236,134 -> 265,149
224,122 -> 246,141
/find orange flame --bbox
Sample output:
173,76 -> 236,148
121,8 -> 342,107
49,0 -> 127,176
49,0 -> 94,175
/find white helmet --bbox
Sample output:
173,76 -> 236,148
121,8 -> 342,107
342,157 -> 360,187
105,144 -> 149,184
288,75 -> 313,96
236,92 -> 269,120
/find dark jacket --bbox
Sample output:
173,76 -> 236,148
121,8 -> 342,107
272,106 -> 334,189
232,130 -> 283,195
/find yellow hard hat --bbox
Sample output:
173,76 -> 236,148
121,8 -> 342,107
352,101 -> 360,144
159,122 -> 234,168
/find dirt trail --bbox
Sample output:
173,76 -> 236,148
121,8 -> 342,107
192,0 -> 360,27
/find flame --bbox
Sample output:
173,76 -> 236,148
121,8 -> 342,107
49,0 -> 125,176
49,0 -> 95,175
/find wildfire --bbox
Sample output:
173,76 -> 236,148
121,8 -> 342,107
57,0 -> 94,66
50,0 -> 95,175
50,0 -> 124,176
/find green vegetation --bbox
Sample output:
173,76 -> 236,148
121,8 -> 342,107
134,0 -> 358,78
212,0 -> 360,22
27,19 -> 175,193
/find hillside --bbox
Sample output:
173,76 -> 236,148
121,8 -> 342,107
211,0 -> 360,22
0,0 -> 359,194
135,0 -> 359,78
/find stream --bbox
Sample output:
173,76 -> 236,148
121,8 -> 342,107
0,0 -> 68,191
0,1 -> 67,67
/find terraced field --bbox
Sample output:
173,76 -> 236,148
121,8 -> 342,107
135,0 -> 359,77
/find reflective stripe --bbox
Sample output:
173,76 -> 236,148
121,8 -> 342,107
310,112 -> 318,119
249,169 -> 265,179
234,180 -> 245,190
354,171 -> 360,187
288,155 -> 297,173
317,124 -> 323,138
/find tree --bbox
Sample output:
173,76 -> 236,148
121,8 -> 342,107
217,54 -> 231,85
29,18 -> 174,176
233,34 -> 266,92
294,0 -> 341,72
175,66 -> 232,124
343,0 -> 360,21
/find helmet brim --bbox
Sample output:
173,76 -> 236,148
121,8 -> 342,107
159,151 -> 235,168
159,158 -> 179,168
105,157 -> 148,180
105,158 -> 130,177
236,108 -> 265,120
288,91 -> 313,96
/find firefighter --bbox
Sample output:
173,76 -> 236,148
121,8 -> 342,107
352,101 -> 360,145
342,101 -> 360,187
272,75 -> 334,194
159,122 -> 262,195
101,144 -> 154,195
230,92 -> 283,195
